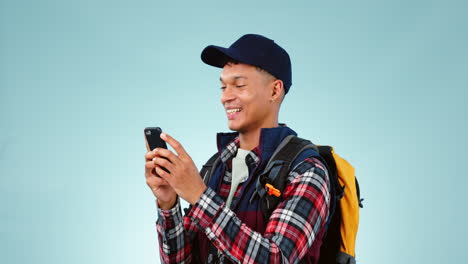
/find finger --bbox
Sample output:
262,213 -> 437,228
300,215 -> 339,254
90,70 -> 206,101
155,166 -> 171,182
145,150 -> 157,161
144,132 -> 151,152
147,178 -> 169,194
153,148 -> 181,164
145,161 -> 157,176
160,132 -> 188,158
154,175 -> 170,185
153,157 -> 175,173
146,174 -> 169,188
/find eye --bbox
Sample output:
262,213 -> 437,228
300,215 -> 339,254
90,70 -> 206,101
236,85 -> 246,88
220,86 -> 226,90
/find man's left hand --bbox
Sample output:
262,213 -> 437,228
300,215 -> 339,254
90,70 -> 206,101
152,132 -> 207,205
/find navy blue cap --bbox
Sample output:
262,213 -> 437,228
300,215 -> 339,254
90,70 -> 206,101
201,34 -> 292,94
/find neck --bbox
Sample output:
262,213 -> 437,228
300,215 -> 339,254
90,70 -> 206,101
238,108 -> 280,150
239,129 -> 261,150
239,122 -> 279,150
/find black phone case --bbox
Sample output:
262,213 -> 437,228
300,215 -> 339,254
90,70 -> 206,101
144,127 -> 168,151
145,127 -> 170,174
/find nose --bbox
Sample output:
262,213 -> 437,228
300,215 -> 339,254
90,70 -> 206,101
220,86 -> 235,105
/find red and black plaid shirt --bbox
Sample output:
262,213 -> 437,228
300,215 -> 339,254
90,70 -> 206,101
156,135 -> 330,263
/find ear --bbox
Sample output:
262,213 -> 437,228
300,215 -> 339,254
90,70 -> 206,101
270,79 -> 284,102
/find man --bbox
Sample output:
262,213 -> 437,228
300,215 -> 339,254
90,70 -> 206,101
145,34 -> 330,263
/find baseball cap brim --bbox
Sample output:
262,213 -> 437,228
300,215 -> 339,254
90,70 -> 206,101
201,45 -> 249,68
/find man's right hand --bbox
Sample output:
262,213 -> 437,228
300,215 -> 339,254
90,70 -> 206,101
145,149 -> 178,210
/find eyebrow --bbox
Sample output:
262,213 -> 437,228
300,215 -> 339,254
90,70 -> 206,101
220,76 -> 248,82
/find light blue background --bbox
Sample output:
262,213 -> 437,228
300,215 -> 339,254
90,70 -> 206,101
1,0 -> 467,263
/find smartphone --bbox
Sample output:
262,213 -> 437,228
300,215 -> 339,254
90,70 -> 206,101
144,127 -> 169,174
144,127 -> 168,151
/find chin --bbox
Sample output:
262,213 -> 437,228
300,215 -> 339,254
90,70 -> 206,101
227,121 -> 244,132
228,124 -> 240,132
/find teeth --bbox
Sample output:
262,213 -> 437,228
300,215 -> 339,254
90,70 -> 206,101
227,109 -> 241,114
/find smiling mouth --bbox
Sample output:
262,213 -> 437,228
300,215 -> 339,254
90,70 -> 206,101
226,108 -> 242,120
226,108 -> 242,114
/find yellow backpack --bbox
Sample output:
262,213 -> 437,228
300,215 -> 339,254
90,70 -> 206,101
254,136 -> 363,264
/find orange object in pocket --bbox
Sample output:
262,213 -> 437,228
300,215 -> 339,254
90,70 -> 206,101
265,183 -> 281,197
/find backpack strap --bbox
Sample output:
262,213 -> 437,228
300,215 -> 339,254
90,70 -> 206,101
317,146 -> 344,200
185,152 -> 219,213
186,153 -> 219,215
200,152 -> 221,186
251,135 -> 321,220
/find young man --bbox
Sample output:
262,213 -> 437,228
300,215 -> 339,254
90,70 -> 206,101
144,34 -> 330,263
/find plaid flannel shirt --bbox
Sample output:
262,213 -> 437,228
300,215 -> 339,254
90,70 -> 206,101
156,136 -> 330,263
